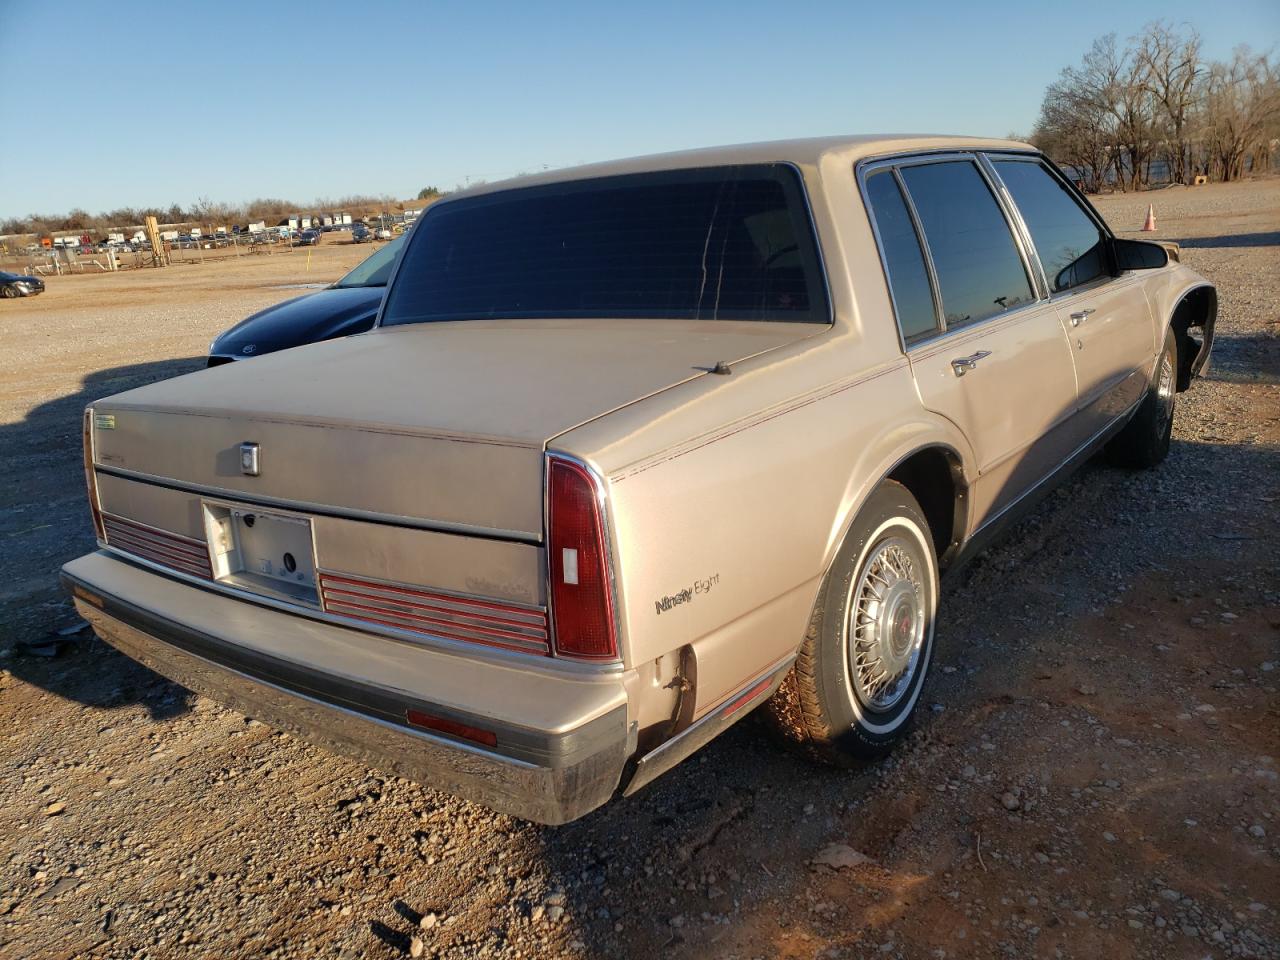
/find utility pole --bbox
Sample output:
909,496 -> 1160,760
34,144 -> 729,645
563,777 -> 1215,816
145,215 -> 169,268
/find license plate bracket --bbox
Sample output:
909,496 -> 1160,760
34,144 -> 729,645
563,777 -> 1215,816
202,501 -> 319,605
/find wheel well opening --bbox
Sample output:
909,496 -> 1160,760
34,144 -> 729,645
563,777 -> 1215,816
889,448 -> 962,564
1171,286 -> 1216,392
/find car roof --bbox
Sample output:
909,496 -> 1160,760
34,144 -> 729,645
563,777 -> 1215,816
448,134 -> 1036,200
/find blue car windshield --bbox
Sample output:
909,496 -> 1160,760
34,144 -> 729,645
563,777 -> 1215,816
333,235 -> 404,288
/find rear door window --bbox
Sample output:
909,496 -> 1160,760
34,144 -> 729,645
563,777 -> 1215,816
898,161 -> 1035,328
993,159 -> 1109,293
864,170 -> 938,342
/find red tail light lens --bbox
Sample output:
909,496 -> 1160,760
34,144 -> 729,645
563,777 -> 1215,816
547,456 -> 618,660
406,709 -> 498,748
83,408 -> 106,542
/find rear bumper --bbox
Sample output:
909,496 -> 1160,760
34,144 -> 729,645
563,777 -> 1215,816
62,551 -> 631,824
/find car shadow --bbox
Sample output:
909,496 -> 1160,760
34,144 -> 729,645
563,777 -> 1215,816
1176,230 -> 1279,249
517,327 -> 1277,957
0,355 -> 207,719
518,427 -> 1279,958
1200,329 -> 1280,386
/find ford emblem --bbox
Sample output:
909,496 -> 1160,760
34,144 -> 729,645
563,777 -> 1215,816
242,344 -> 257,355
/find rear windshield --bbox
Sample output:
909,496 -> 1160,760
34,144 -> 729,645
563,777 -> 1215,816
380,164 -> 829,326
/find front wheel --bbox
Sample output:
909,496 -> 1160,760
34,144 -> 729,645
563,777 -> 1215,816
767,480 -> 938,764
1106,327 -> 1176,469
1,285 -> 18,298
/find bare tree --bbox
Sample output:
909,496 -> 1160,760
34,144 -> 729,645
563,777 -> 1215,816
1035,27 -> 1278,189
1031,79 -> 1113,191
189,196 -> 245,226
1137,21 -> 1202,184
1196,47 -> 1280,180
1042,35 -> 1155,191
244,198 -> 297,222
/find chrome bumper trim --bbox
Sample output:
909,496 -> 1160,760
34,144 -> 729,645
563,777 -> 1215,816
62,570 -> 628,825
97,547 -> 624,679
622,653 -> 795,798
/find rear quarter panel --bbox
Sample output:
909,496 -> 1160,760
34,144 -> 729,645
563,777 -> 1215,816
556,150 -> 977,716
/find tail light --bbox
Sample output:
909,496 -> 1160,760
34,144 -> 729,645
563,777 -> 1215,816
82,407 -> 106,542
547,454 -> 618,660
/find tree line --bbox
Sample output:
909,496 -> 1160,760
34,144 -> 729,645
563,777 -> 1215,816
0,193 -> 419,238
1032,22 -> 1280,192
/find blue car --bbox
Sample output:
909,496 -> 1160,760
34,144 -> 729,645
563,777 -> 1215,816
208,235 -> 403,365
0,270 -> 45,299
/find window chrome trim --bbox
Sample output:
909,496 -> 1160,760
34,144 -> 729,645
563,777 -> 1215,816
1043,270 -> 1137,308
975,153 -> 1049,299
901,294 -> 1062,359
981,152 -> 1121,305
856,150 -> 1045,352
856,166 -> 942,353
893,166 -> 946,341
984,152 -> 1115,241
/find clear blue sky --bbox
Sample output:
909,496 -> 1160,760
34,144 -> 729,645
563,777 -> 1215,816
1,0 -> 1275,218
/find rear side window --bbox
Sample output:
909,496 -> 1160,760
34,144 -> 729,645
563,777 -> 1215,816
898,161 -> 1035,328
994,160 -> 1108,293
864,170 -> 938,342
381,164 -> 829,325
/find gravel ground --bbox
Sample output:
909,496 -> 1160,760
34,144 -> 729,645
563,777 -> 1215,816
0,181 -> 1276,960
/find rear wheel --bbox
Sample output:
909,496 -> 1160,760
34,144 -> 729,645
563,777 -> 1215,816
767,480 -> 938,764
1106,327 -> 1176,469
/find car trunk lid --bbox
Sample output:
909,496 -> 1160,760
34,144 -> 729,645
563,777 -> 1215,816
90,320 -> 819,539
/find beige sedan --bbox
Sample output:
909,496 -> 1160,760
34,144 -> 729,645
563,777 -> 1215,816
63,135 -> 1215,823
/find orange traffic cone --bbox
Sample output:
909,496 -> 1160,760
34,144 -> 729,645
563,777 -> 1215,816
1142,204 -> 1156,232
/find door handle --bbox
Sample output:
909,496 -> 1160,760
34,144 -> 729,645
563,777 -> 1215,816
1069,308 -> 1096,327
950,350 -> 991,377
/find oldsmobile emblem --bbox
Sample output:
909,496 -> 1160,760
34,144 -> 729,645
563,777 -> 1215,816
239,442 -> 260,476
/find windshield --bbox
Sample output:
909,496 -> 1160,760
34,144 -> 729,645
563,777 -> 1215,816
381,164 -> 829,326
333,235 -> 404,288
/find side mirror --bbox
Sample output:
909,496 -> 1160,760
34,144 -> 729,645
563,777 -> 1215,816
1112,238 -> 1169,271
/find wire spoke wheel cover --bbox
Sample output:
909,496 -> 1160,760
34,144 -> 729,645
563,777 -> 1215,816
1154,350 -> 1175,437
845,535 -> 926,712
769,481 -> 937,761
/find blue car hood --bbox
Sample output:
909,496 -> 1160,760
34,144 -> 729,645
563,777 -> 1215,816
211,285 -> 384,357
